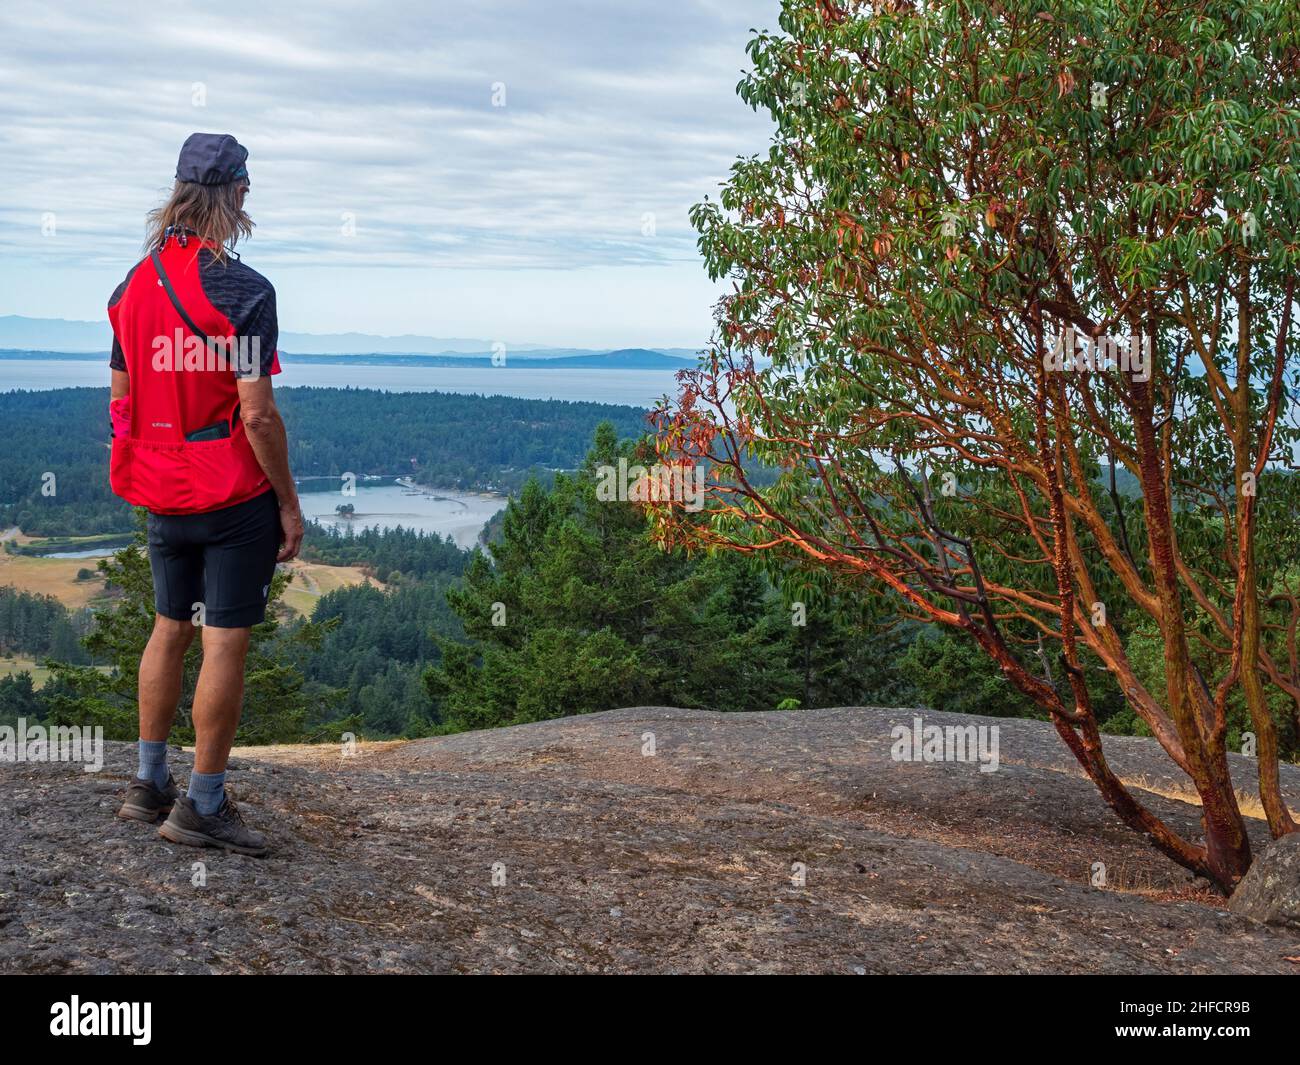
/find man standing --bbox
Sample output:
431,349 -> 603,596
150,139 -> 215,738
109,133 -> 303,856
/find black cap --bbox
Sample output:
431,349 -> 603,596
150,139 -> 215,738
176,133 -> 250,186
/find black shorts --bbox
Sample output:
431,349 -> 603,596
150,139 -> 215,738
147,490 -> 280,628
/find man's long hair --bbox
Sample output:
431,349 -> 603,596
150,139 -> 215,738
144,181 -> 253,262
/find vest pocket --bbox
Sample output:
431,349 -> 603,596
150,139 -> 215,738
110,438 -> 190,512
184,436 -> 263,511
109,435 -> 265,514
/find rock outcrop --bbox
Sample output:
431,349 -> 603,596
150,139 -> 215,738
3,706 -> 1299,973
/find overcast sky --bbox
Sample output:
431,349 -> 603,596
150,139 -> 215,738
0,0 -> 777,349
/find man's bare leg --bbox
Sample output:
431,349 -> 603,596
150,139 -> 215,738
138,614 -> 196,741
119,615 -> 195,821
159,623 -> 267,854
191,625 -> 251,774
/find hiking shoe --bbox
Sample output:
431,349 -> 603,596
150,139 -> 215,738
159,793 -> 268,857
117,773 -> 179,823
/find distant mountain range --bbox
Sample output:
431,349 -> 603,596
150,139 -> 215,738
0,345 -> 695,371
0,316 -> 115,353
0,316 -> 700,361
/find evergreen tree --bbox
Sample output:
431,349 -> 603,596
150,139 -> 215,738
0,671 -> 43,725
428,424 -> 831,729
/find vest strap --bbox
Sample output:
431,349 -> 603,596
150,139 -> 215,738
150,249 -> 215,349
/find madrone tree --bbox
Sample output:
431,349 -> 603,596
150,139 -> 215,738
650,0 -> 1300,891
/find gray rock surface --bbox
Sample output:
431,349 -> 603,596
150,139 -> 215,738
2,705 -> 1299,973
1230,833 -> 1300,931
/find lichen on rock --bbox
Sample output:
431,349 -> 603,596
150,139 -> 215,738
1229,834 -> 1300,931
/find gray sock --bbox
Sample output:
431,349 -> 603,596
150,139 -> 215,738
187,770 -> 227,816
136,739 -> 169,789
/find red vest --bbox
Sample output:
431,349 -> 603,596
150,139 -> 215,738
108,239 -> 271,514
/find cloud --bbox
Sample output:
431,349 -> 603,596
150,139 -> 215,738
0,0 -> 776,276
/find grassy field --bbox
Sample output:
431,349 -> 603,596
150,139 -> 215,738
279,560 -> 380,617
0,655 -> 54,688
0,550 -> 109,609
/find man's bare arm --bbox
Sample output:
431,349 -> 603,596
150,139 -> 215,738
111,368 -> 130,399
235,376 -> 303,561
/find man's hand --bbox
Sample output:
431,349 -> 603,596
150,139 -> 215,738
277,502 -> 304,562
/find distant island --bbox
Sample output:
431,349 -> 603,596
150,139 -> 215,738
285,347 -> 695,370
